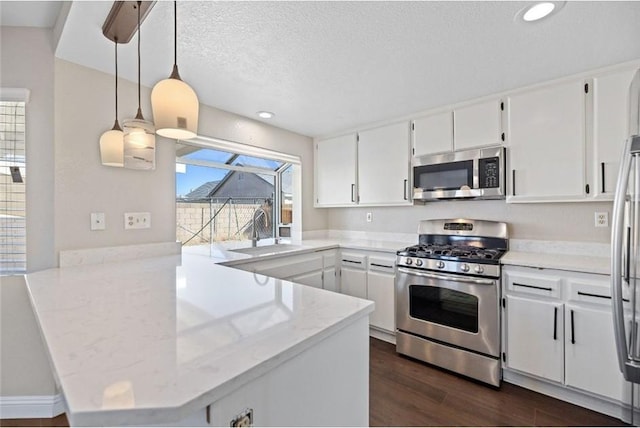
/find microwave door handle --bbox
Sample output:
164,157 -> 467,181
397,267 -> 495,285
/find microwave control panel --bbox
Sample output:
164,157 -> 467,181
478,157 -> 500,188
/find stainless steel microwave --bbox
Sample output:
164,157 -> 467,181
413,146 -> 506,201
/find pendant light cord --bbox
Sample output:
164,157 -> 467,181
136,1 -> 143,119
113,38 -> 122,131
169,1 -> 182,80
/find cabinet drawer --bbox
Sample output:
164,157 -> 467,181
341,253 -> 367,269
368,256 -> 395,273
505,270 -> 562,299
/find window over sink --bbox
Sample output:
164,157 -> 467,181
175,137 -> 300,250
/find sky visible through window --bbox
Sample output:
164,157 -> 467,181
176,148 -> 285,197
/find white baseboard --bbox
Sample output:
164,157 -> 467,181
0,394 -> 65,419
503,369 -> 628,423
369,327 -> 396,345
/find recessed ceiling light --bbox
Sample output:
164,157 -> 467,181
521,2 -> 557,22
523,3 -> 554,21
257,111 -> 275,119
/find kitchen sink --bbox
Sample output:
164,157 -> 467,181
229,244 -> 306,256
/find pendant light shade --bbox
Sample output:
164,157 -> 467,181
123,1 -> 155,170
99,40 -> 124,167
100,126 -> 124,167
151,1 -> 199,140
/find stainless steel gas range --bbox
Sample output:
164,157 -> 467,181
395,218 -> 508,387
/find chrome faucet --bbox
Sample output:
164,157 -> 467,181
251,207 -> 267,247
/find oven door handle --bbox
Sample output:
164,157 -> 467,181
397,268 -> 496,285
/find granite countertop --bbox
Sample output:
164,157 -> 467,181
25,253 -> 374,426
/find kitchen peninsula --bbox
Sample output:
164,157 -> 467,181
25,252 -> 373,426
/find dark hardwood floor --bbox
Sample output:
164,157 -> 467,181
0,338 -> 628,427
370,337 -> 626,426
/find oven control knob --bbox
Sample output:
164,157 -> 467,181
474,265 -> 484,274
405,258 -> 413,265
415,259 -> 423,267
436,261 -> 445,269
461,263 -> 470,272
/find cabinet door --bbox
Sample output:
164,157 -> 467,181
315,134 -> 358,206
454,99 -> 503,151
323,268 -> 337,292
358,122 -> 411,205
507,79 -> 586,202
367,270 -> 395,332
565,304 -> 628,401
592,68 -> 638,198
341,267 -> 367,299
505,295 -> 564,383
412,111 -> 453,157
290,270 -> 324,289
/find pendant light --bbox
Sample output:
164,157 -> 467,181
99,39 -> 124,167
123,1 -> 155,169
151,1 -> 199,140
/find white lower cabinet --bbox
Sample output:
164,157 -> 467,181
503,265 -> 629,408
564,304 -> 627,402
366,256 -> 396,332
340,253 -> 368,299
505,295 -> 563,383
231,249 -> 336,290
290,270 -> 324,289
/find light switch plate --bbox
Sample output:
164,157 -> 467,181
124,212 -> 151,230
90,212 -> 106,231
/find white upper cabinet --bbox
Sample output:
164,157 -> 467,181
358,122 -> 411,205
315,134 -> 358,206
507,79 -> 587,202
412,111 -> 453,157
454,99 -> 504,151
591,68 -> 638,199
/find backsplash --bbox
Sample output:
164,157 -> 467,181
325,199 -> 614,244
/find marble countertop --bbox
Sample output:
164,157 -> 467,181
25,254 -> 374,426
183,237 -> 612,275
501,251 -> 610,275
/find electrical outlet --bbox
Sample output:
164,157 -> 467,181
595,211 -> 609,228
90,212 -> 106,231
230,409 -> 253,427
124,212 -> 151,230
366,212 -> 372,223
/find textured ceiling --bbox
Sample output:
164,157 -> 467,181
55,1 -> 640,138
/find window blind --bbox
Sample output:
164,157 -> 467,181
0,101 -> 26,274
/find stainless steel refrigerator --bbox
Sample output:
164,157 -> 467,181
611,67 -> 640,423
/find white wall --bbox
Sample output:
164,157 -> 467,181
54,59 -> 322,256
54,59 -> 177,254
195,104 -> 322,233
1,27 -> 55,272
0,27 -> 57,397
327,200 -> 614,243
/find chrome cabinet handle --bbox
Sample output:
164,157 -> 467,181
397,267 -> 495,285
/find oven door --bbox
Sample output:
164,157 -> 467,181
396,267 -> 500,357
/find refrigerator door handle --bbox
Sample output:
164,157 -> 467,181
612,135 -> 640,382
